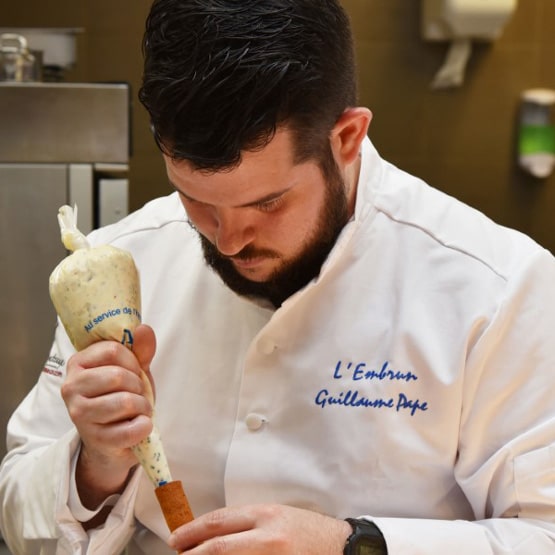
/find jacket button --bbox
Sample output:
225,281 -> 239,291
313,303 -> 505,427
245,413 -> 268,431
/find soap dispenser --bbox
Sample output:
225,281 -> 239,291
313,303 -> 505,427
518,89 -> 555,179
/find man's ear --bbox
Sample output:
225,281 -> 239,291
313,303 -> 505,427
330,107 -> 372,167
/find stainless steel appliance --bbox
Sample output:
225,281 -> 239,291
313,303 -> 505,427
0,82 -> 130,459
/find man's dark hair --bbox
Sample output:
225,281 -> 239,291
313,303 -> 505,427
139,0 -> 357,171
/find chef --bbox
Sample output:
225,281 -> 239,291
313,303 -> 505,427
1,1 -> 555,554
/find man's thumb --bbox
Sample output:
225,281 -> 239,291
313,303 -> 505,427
132,324 -> 157,400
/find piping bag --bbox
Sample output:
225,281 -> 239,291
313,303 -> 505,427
49,205 -> 193,533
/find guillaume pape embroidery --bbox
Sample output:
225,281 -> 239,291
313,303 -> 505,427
314,360 -> 429,416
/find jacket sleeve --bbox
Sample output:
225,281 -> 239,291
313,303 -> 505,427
373,247 -> 555,553
0,321 -> 140,555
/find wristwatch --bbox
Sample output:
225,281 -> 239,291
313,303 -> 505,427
343,518 -> 388,555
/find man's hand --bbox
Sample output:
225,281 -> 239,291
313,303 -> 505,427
168,504 -> 352,554
61,324 -> 157,508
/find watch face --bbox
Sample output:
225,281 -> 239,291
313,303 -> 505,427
356,537 -> 384,555
345,519 -> 387,555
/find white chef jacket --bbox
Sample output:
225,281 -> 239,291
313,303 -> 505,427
1,138 -> 555,554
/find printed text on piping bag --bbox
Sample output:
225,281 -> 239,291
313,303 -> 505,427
49,205 -> 193,528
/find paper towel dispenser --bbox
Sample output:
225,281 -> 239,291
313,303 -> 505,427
421,0 -> 518,89
422,0 -> 518,41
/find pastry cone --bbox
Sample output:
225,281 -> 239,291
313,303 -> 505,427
49,205 -> 193,528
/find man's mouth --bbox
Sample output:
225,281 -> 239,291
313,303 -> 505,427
231,256 -> 263,268
229,252 -> 278,271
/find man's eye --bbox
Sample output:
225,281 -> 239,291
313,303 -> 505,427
255,196 -> 284,212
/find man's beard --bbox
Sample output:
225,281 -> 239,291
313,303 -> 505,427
196,163 -> 350,308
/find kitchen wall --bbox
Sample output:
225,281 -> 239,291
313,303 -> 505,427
3,0 -> 555,251
349,0 -> 555,252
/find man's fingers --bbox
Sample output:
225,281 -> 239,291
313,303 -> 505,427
169,507 -> 256,551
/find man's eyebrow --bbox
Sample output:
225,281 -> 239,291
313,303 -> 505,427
169,179 -> 293,208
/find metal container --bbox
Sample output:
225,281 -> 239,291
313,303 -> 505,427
0,33 -> 39,82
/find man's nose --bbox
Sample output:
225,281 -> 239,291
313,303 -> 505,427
214,208 -> 254,256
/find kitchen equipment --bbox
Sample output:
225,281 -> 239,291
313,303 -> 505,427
0,33 -> 39,82
0,27 -> 80,69
0,82 -> 130,460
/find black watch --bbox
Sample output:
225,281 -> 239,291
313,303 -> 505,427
343,518 -> 388,555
